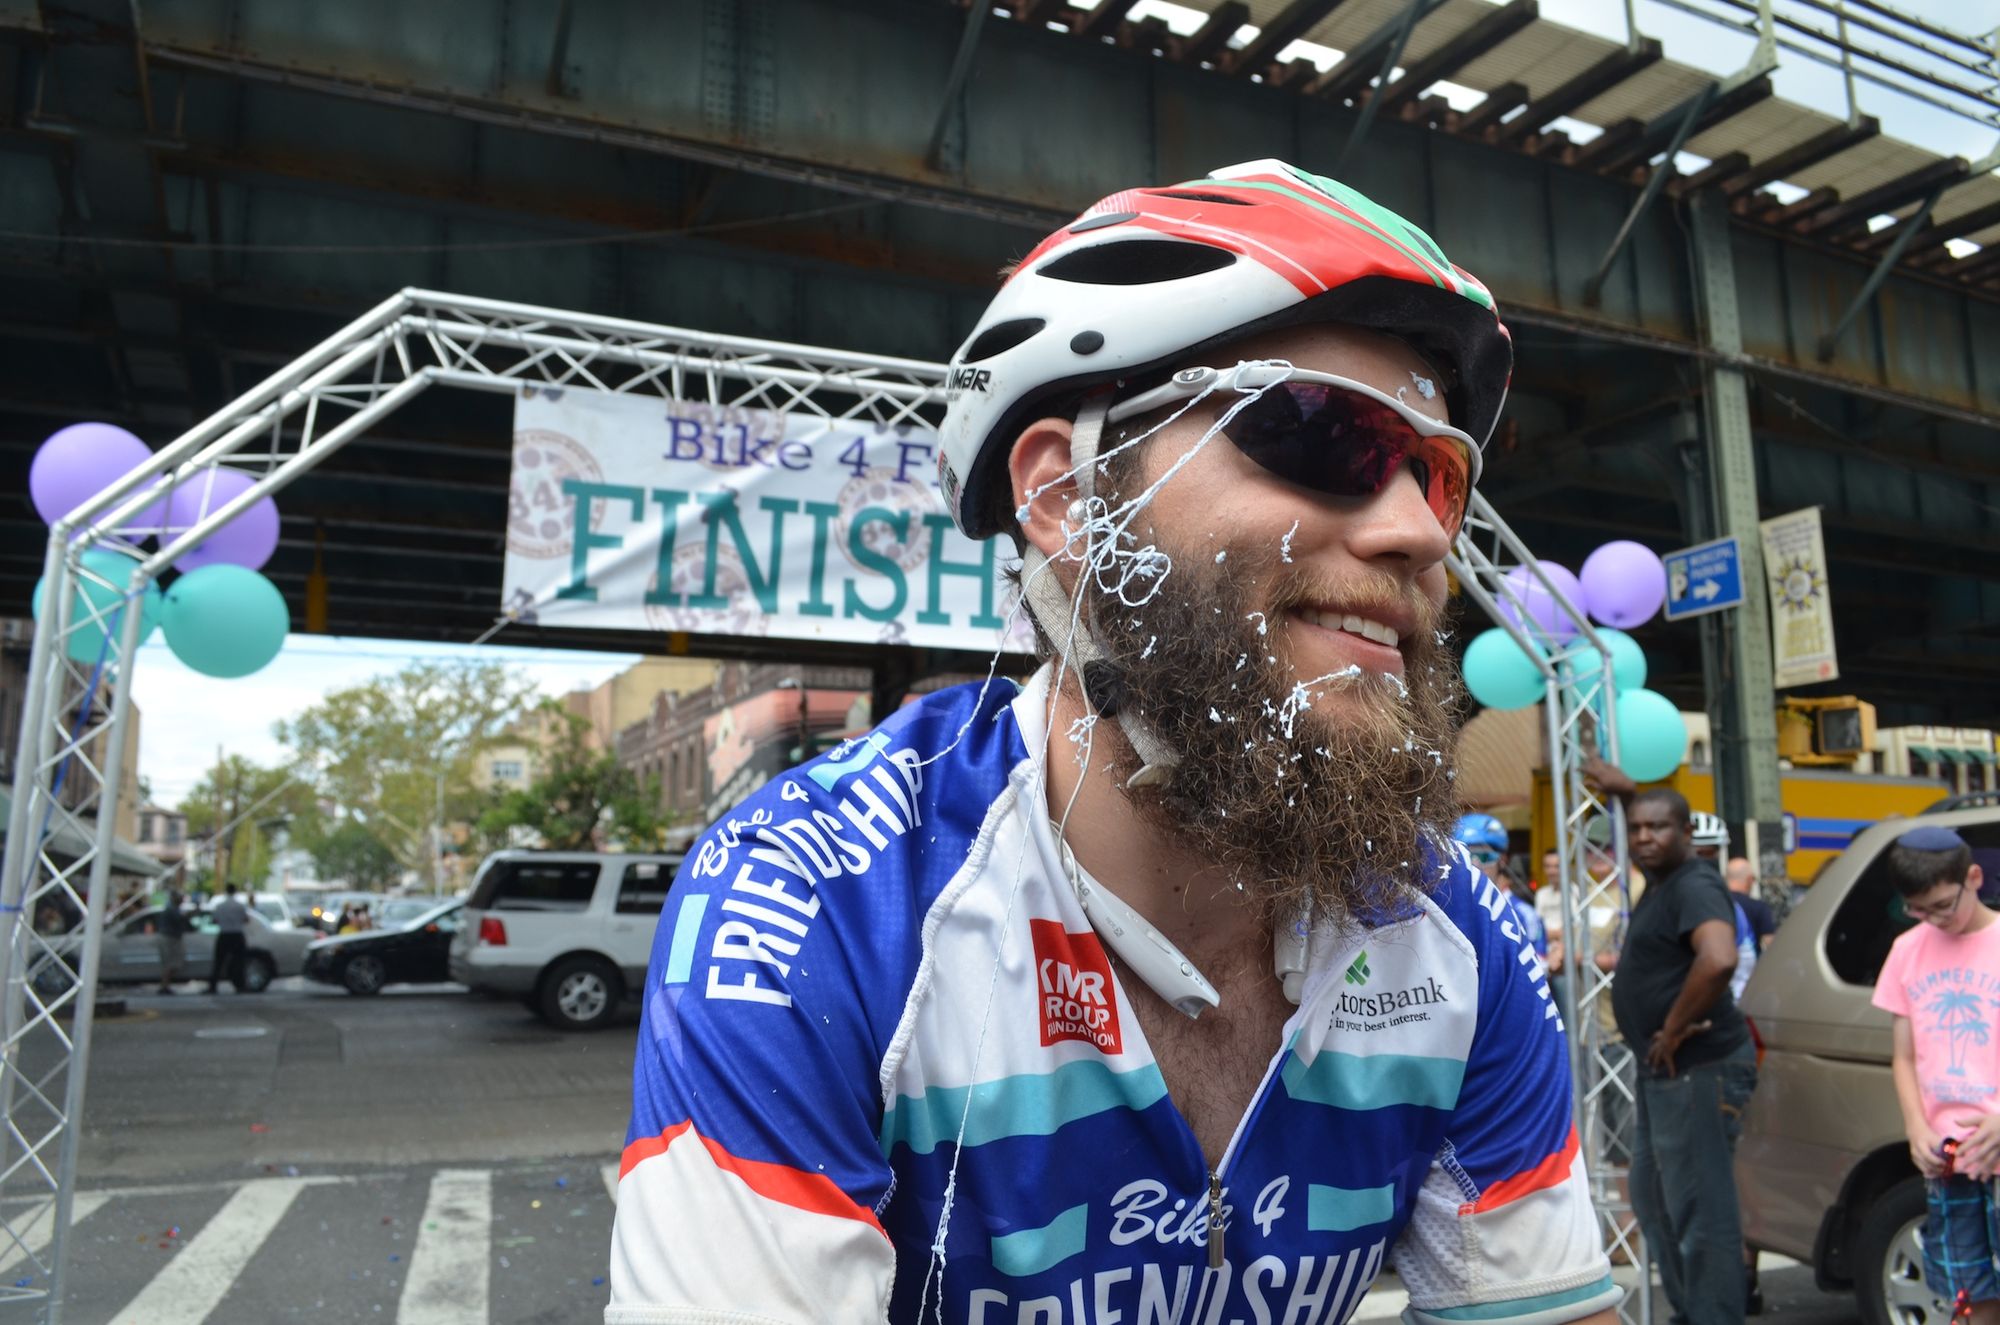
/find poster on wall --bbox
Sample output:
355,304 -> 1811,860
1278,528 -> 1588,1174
1759,506 -> 1839,688
501,386 -> 1035,654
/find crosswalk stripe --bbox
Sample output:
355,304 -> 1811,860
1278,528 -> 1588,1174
108,1178 -> 305,1325
602,1162 -> 619,1204
0,1194 -> 108,1283
398,1169 -> 492,1325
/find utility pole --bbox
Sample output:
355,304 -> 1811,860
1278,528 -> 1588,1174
433,766 -> 445,897
213,744 -> 228,894
1689,192 -> 1786,905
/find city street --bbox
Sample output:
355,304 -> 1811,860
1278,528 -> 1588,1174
1,979 -> 1878,1325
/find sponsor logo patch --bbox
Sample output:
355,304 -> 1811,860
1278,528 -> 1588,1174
1031,919 -> 1122,1054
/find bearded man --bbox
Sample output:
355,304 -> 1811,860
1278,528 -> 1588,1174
608,161 -> 1618,1325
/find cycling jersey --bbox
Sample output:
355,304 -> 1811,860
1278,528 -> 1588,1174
609,667 -> 1618,1325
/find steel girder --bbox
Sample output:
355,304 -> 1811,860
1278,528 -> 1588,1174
1,0 -> 1997,427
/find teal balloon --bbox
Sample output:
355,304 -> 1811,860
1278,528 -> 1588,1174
160,565 -> 289,678
31,548 -> 162,663
1563,628 -> 1648,695
1463,628 -> 1546,711
1615,688 -> 1688,782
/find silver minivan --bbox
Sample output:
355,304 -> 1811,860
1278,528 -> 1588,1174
1736,802 -> 2000,1325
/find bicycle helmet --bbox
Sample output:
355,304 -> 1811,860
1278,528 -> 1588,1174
1690,811 -> 1730,849
938,158 -> 1513,539
1451,813 -> 1510,854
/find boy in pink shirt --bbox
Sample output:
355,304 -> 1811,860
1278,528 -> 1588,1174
1873,825 -> 2000,1323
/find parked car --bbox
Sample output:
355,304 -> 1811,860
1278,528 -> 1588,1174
375,897 -> 441,929
44,904 -> 316,993
1736,803 -> 2000,1325
250,892 -> 302,928
449,851 -> 679,1031
304,900 -> 463,995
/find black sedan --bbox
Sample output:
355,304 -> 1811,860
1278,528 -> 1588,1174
303,901 -> 463,995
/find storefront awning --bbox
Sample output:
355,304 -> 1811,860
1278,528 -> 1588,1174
0,785 -> 166,878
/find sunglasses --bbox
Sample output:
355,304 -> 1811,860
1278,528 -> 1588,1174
1107,364 -> 1480,540
1469,848 -> 1503,867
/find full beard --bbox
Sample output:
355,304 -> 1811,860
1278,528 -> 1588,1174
1079,546 -> 1467,926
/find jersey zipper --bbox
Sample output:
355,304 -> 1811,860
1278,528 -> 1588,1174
1207,1170 -> 1225,1269
1202,990 -> 1314,1273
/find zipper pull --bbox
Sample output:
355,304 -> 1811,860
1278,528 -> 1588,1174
1207,1171 -> 1225,1270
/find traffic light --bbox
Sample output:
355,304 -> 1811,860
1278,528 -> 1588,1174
1776,696 -> 1875,767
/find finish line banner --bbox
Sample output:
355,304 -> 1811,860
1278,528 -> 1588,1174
501,385 -> 1034,653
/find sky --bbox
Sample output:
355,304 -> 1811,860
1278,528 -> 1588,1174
120,0 -> 2000,808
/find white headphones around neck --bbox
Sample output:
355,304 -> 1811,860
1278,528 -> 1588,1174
1051,825 -> 1310,1018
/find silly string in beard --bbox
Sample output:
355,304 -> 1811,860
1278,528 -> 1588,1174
1082,543 -> 1467,926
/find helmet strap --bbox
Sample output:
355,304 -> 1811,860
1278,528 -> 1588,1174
1019,397 -> 1179,788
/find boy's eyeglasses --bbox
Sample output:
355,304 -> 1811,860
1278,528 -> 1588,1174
1905,881 -> 1967,922
1469,848 -> 1503,867
1107,365 -> 1479,540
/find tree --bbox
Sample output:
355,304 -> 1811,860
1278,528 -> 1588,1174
178,755 -> 323,891
276,660 -> 539,871
476,702 -> 672,851
310,821 -> 403,890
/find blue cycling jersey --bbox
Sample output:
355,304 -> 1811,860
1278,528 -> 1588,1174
609,668 -> 1617,1324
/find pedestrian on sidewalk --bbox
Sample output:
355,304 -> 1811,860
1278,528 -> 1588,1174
1612,789 -> 1755,1325
208,883 -> 249,993
1872,826 -> 2000,1325
157,888 -> 190,993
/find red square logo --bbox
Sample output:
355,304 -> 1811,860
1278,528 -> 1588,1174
1031,919 -> 1123,1054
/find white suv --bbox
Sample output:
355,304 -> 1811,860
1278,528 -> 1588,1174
448,851 -> 680,1031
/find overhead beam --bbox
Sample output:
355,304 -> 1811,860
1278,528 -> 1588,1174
1492,38 -> 1662,145
1896,199 -> 2000,262
1672,150 -> 1749,196
1077,0 -> 1140,41
1375,0 -> 1537,113
1816,181 -> 1951,359
1720,115 -> 1880,198
1584,84 -> 1718,306
1763,184 -> 1839,227
1176,2 -> 1248,64
1307,0 -> 1449,103
1458,79 -> 1527,134
1224,0 -> 1351,75
1580,76 -> 1771,175
1940,243 -> 2000,284
1801,155 -> 1970,240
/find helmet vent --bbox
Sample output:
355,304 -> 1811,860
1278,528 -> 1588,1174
960,318 -> 1046,363
1036,239 -> 1236,286
1152,190 -> 1254,205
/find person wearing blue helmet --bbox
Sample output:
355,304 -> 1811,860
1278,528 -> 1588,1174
1455,813 -> 1546,960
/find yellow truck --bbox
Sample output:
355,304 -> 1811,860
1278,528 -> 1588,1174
1530,765 -> 1951,886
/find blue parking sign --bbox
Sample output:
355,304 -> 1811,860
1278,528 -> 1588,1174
1663,536 -> 1745,621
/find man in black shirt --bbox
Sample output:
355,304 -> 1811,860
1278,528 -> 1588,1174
1612,789 -> 1757,1325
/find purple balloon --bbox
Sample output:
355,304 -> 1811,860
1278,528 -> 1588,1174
1581,540 -> 1667,628
1499,562 -> 1585,642
29,423 -> 168,532
163,467 -> 281,572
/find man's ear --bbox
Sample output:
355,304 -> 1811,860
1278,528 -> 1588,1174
1968,863 -> 1985,895
1008,416 -> 1078,562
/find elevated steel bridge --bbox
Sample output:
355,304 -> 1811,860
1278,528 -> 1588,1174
0,0 -> 1995,723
